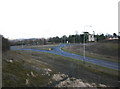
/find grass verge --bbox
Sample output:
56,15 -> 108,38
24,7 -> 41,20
61,45 -> 118,63
46,52 -> 119,77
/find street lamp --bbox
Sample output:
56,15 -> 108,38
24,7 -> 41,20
83,25 -> 92,64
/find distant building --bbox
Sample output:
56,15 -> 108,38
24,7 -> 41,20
88,31 -> 95,42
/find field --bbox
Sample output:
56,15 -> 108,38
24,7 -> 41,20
62,40 -> 119,63
2,49 -> 119,87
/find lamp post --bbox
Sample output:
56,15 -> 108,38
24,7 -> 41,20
83,32 -> 85,64
83,25 -> 92,64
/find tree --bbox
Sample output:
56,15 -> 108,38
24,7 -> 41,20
113,33 -> 117,37
84,32 -> 89,42
98,34 -> 105,41
80,34 -> 84,43
61,35 -> 67,43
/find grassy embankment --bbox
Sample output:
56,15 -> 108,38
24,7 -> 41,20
2,50 -> 57,87
62,40 -> 119,63
20,50 -> 119,87
2,49 -> 119,87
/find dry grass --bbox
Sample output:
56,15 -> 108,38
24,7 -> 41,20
62,40 -> 118,63
13,44 -> 59,50
22,50 -> 119,87
2,49 -> 119,87
2,50 -> 56,87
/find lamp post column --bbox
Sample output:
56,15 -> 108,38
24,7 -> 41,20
83,32 -> 85,64
83,25 -> 92,64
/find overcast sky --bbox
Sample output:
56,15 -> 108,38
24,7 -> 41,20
0,0 -> 119,39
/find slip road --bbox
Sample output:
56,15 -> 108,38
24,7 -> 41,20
11,44 -> 120,71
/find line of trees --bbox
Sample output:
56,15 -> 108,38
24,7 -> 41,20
10,38 -> 46,46
9,32 -> 119,46
0,32 -> 118,51
48,33 -> 107,43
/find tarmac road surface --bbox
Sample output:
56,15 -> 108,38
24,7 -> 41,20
11,44 -> 120,71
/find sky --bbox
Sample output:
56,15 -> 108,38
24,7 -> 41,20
0,0 -> 119,39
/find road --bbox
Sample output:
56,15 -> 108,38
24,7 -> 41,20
11,44 -> 120,71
